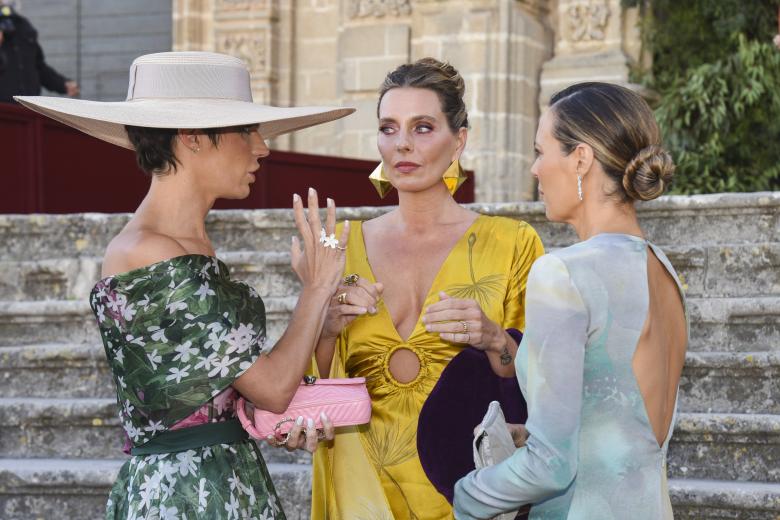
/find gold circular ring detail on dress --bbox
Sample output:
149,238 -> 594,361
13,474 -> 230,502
460,320 -> 469,333
344,273 -> 360,286
337,292 -> 349,304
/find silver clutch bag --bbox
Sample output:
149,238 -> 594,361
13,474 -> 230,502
473,400 -> 519,520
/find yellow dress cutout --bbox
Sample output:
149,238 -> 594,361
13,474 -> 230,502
311,215 -> 544,520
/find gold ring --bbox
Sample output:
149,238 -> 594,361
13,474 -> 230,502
337,292 -> 348,304
344,273 -> 359,286
460,320 -> 469,333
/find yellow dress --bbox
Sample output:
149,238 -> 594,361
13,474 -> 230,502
311,214 -> 544,520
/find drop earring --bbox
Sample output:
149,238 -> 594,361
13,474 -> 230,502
577,174 -> 583,201
442,159 -> 467,195
369,163 -> 393,198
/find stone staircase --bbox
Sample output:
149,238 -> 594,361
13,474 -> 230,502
0,192 -> 778,519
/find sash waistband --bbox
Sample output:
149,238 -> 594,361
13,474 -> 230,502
130,418 -> 249,456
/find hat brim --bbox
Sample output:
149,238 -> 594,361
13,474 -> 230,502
417,346 -> 528,504
14,96 -> 355,150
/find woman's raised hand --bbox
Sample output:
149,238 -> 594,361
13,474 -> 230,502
321,276 -> 383,341
291,188 -> 349,294
422,292 -> 503,351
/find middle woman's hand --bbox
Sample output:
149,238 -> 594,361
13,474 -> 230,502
422,291 -> 504,351
291,188 -> 349,294
320,276 -> 384,341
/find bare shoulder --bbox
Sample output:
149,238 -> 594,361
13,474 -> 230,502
102,230 -> 189,278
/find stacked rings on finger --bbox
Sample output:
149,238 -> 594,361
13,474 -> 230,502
460,320 -> 469,333
344,273 -> 359,286
337,292 -> 349,304
319,228 -> 339,249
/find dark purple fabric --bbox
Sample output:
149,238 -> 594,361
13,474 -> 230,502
417,336 -> 527,504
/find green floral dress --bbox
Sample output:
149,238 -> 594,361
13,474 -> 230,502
89,254 -> 285,519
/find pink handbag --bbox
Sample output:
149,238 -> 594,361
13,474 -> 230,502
236,375 -> 372,441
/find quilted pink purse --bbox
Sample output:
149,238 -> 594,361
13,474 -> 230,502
237,375 -> 371,442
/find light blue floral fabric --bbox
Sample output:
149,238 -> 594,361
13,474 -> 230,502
454,234 -> 687,519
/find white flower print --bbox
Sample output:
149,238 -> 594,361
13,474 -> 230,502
225,493 -> 240,520
144,420 -> 165,433
194,282 -> 216,301
148,325 -> 169,344
122,303 -> 137,321
172,341 -> 198,363
208,356 -> 238,378
117,375 -> 127,389
205,329 -> 227,351
127,334 -> 146,347
194,352 -> 218,371
165,365 -> 191,384
166,300 -> 187,314
228,470 -> 241,492
147,349 -> 162,370
197,477 -> 210,512
159,504 -> 179,520
258,507 -> 274,520
175,450 -> 201,477
96,304 -> 106,323
225,323 -> 256,355
106,292 -> 127,313
115,349 -> 125,366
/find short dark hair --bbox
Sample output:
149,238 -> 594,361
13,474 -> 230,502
124,126 -> 222,176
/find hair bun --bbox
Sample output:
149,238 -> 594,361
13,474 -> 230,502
416,57 -> 465,98
622,145 -> 675,201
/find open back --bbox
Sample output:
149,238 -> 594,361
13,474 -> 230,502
633,245 -> 688,447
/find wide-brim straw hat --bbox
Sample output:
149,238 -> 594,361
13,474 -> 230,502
15,51 -> 354,150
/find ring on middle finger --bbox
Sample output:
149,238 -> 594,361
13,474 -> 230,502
460,320 -> 469,333
343,273 -> 359,286
337,292 -> 349,304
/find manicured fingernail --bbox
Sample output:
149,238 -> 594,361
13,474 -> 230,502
425,325 -> 432,331
296,416 -> 304,425
320,412 -> 327,421
307,418 -> 315,430
421,316 -> 427,323
327,197 -> 334,207
309,187 -> 315,196
369,307 -> 377,314
358,307 -> 367,314
293,193 -> 300,202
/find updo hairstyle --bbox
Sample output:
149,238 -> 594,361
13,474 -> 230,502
377,57 -> 468,132
549,82 -> 675,202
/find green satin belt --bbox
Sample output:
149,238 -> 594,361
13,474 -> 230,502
130,418 -> 249,456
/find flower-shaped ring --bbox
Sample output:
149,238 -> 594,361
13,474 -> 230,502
319,228 -> 339,249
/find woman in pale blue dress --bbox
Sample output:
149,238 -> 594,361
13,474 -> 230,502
453,82 -> 688,519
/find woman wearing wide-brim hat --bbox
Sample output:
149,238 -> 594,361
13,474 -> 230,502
16,51 -> 354,519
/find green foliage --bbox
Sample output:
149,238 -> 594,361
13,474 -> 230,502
636,0 -> 780,193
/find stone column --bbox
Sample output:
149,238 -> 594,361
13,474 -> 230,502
172,0 -> 295,127
411,0 -> 553,201
539,0 -> 647,108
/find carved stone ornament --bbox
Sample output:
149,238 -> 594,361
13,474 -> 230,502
567,1 -> 610,42
216,33 -> 267,73
348,0 -> 411,18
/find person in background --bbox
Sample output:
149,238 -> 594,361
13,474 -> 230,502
0,2 -> 79,103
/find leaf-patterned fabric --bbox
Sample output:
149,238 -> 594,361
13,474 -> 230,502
89,254 -> 285,519
310,216 -> 544,520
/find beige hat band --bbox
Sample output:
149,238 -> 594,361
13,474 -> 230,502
127,62 -> 252,102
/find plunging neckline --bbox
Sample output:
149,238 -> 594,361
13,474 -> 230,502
355,214 -> 485,343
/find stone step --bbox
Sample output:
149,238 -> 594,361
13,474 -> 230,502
668,478 -> 780,519
0,458 -> 312,520
5,342 -> 777,415
668,413 -> 780,483
3,398 -> 775,483
1,296 -> 778,351
1,193 -> 777,261
0,397 -> 310,466
0,252 -> 302,302
679,351 -> 780,414
0,297 -> 297,347
3,243 -> 776,304
0,458 -> 776,519
0,343 -> 114,398
687,296 -> 780,352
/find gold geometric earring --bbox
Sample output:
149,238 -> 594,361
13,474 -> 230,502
369,162 -> 393,198
442,159 -> 468,196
